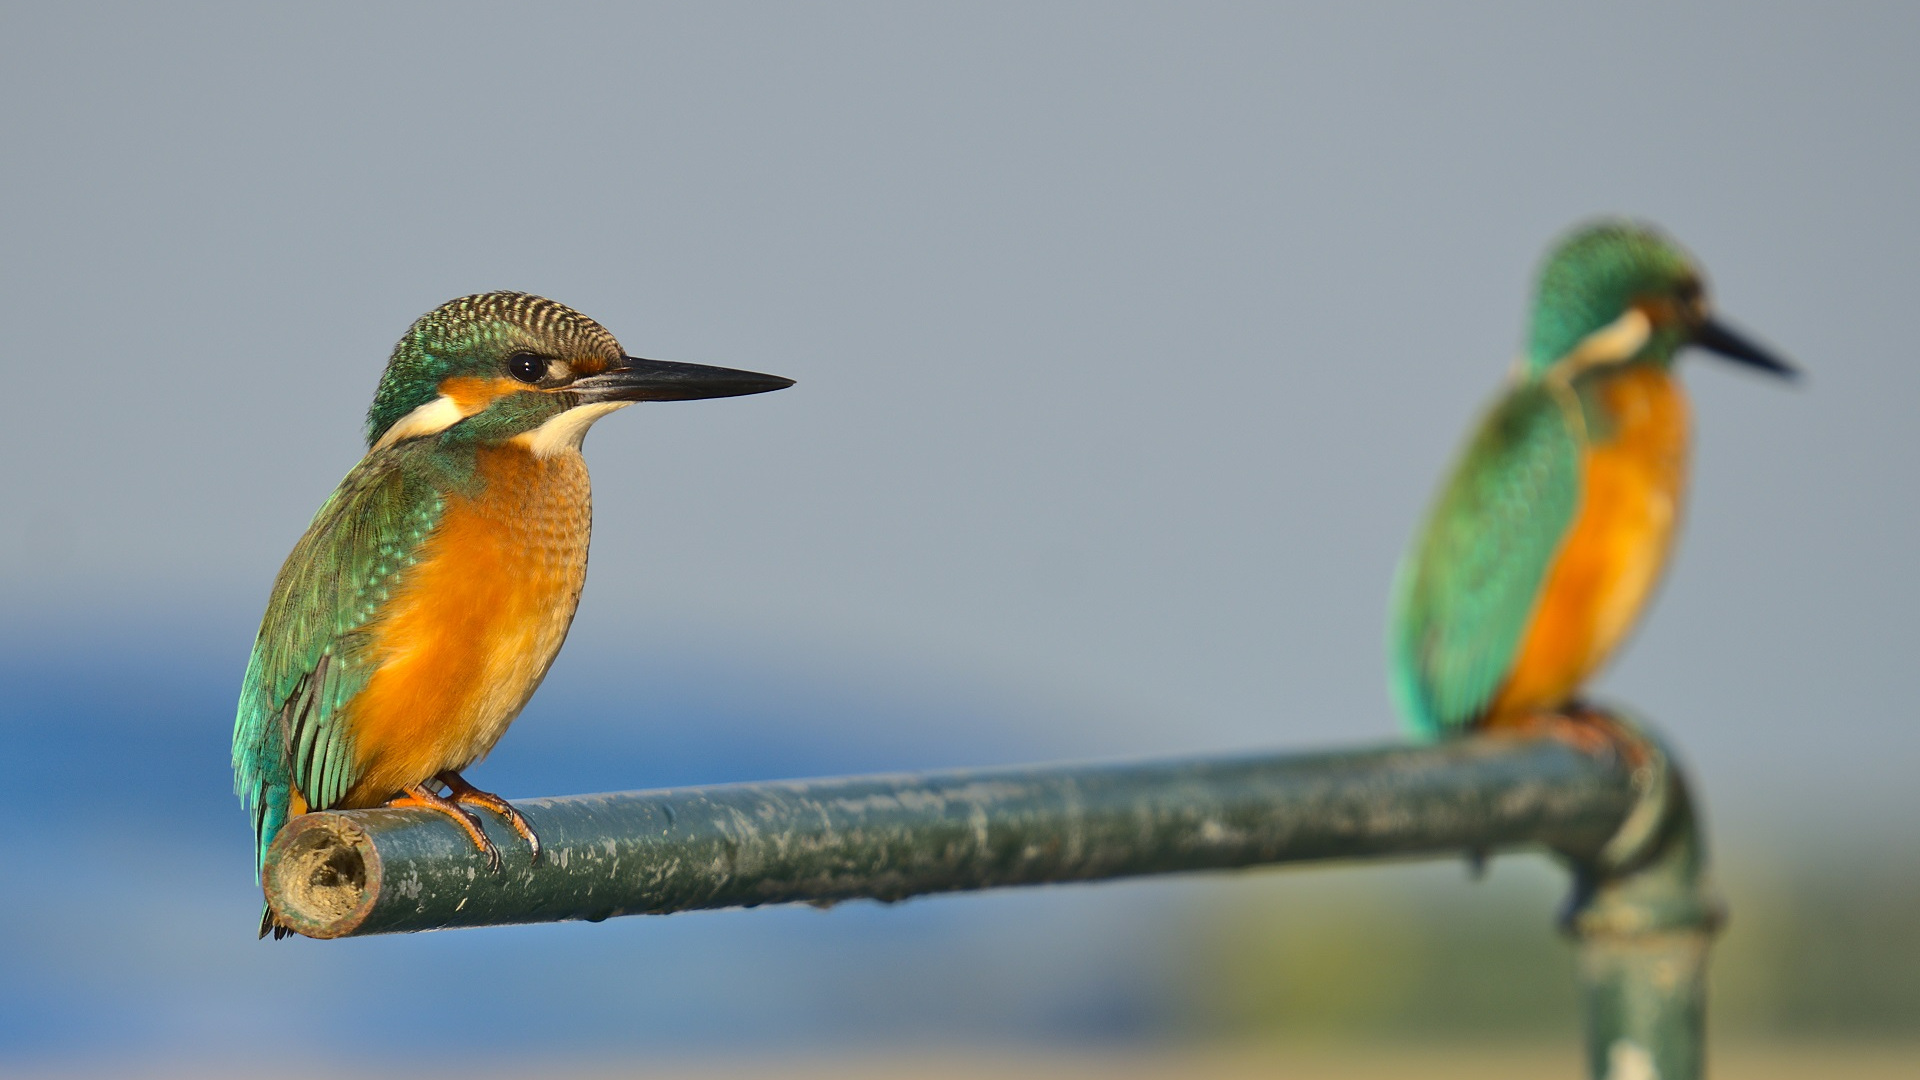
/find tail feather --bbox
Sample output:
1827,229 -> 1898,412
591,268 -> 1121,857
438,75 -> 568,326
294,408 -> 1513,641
248,777 -> 310,939
252,786 -> 292,940
249,781 -> 291,881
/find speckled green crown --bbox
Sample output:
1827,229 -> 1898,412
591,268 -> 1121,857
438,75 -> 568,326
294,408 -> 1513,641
365,292 -> 624,446
1525,222 -> 1699,374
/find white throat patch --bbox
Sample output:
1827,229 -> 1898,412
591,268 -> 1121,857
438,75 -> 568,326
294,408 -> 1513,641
1561,307 -> 1653,373
513,402 -> 631,458
372,394 -> 470,452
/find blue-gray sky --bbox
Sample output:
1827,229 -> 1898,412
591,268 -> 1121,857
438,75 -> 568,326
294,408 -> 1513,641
1,3 -> 1914,865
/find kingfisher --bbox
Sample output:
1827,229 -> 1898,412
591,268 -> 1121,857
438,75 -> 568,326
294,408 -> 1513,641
1388,222 -> 1795,740
233,292 -> 792,937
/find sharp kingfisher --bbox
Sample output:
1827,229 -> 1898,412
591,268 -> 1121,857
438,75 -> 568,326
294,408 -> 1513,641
1389,221 -> 1795,740
233,292 -> 792,937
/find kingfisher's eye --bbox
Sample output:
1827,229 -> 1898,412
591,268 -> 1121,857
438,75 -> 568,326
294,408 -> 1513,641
507,353 -> 549,383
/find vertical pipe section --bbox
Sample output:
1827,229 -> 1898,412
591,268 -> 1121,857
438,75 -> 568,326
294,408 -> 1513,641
1562,725 -> 1723,1080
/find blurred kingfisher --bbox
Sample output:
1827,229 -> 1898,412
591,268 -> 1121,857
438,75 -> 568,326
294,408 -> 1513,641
1389,222 -> 1795,739
233,292 -> 792,937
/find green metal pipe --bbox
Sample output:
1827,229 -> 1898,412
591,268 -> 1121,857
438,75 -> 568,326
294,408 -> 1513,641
265,734 -> 1639,939
265,723 -> 1722,1078
1563,730 -> 1722,1080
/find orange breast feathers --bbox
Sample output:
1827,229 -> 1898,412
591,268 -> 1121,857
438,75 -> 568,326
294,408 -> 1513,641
339,446 -> 594,807
1488,365 -> 1690,723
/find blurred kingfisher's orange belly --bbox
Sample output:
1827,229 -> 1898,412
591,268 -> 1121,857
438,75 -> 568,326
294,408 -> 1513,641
340,446 -> 593,806
1488,366 -> 1689,723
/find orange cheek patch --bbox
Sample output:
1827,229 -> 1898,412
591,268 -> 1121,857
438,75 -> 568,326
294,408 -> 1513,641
438,375 -> 531,414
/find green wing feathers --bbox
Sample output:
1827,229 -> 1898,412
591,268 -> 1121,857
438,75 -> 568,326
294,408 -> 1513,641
231,449 -> 446,878
1389,382 -> 1583,738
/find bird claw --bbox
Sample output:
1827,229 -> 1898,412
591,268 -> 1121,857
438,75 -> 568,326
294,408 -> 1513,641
387,782 -> 506,872
1533,703 -> 1654,770
437,771 -> 543,866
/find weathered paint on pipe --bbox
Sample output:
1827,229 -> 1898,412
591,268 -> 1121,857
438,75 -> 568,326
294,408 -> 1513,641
264,734 -> 1638,939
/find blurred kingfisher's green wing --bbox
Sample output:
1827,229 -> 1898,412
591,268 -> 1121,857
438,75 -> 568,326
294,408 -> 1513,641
232,446 -> 448,878
1388,380 -> 1584,738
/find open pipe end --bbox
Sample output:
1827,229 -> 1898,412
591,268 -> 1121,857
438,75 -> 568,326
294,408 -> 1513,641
263,813 -> 382,939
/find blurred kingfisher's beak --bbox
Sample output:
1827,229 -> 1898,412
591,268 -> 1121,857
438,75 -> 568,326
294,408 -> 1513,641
1694,318 -> 1798,379
572,357 -> 795,402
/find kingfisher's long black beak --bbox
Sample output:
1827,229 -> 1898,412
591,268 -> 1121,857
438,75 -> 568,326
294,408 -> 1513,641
572,357 -> 795,403
1694,318 -> 1798,380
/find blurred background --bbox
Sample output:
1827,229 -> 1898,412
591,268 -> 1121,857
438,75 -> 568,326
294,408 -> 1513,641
1,3 -> 1916,1077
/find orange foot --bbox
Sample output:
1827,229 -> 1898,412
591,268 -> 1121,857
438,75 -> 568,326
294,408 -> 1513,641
386,781 -> 504,872
438,770 -> 543,865
1489,704 -> 1652,770
1557,703 -> 1655,771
